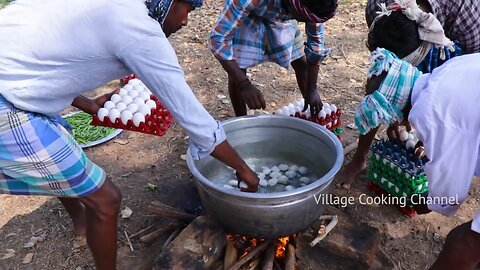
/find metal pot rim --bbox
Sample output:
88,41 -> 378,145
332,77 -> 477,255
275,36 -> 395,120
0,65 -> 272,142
187,115 -> 344,199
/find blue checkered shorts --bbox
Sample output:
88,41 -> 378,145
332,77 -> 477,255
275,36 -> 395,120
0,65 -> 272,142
0,96 -> 106,197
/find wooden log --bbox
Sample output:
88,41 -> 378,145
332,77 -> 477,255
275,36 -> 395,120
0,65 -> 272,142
260,243 -> 276,270
224,241 -> 238,270
148,201 -> 197,222
140,222 -> 180,244
153,216 -> 226,270
227,240 -> 273,270
129,224 -> 155,238
284,243 -> 295,270
245,256 -> 261,270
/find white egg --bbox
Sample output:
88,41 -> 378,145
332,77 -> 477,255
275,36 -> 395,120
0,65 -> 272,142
406,139 -> 415,150
140,91 -> 151,101
128,90 -> 139,99
239,181 -> 248,189
145,100 -> 157,110
285,185 -> 295,191
319,110 -> 326,119
223,184 -> 234,190
300,177 -> 310,184
228,180 -> 238,186
294,100 -> 302,107
143,86 -> 152,94
262,168 -> 271,174
279,164 -> 289,171
97,108 -> 109,122
324,108 -> 331,116
110,94 -> 122,104
127,103 -> 139,114
122,95 -> 133,105
267,178 -> 278,186
128,78 -> 141,85
132,112 -> 145,127
278,175 -> 288,184
108,108 -> 120,123
399,130 -> 409,141
120,110 -> 133,125
288,103 -> 295,110
270,166 -> 280,172
269,171 -> 282,179
330,104 -> 337,113
407,133 -> 415,141
119,88 -> 129,97
133,97 -> 145,106
115,102 -> 127,112
138,104 -> 151,116
298,166 -> 308,174
323,103 -> 330,109
289,165 -> 299,172
133,85 -> 144,93
259,179 -> 268,187
300,99 -> 305,107
275,109 -> 283,115
285,170 -> 296,178
103,101 -> 115,110
123,84 -> 133,91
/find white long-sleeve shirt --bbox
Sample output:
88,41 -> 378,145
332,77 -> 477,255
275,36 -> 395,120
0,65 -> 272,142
409,54 -> 480,233
0,0 -> 225,159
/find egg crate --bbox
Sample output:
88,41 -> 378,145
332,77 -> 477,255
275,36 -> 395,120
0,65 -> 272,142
367,139 -> 429,204
91,94 -> 173,136
274,100 -> 343,135
120,74 -> 138,85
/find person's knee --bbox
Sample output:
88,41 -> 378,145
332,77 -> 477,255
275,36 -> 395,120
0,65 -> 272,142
82,180 -> 122,220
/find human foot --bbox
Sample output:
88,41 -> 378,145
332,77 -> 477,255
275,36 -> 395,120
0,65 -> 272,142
334,157 -> 367,189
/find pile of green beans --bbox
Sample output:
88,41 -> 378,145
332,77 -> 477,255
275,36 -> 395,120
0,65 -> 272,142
64,112 -> 116,145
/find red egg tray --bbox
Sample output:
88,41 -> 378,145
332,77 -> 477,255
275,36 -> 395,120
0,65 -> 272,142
292,110 -> 343,132
91,95 -> 173,137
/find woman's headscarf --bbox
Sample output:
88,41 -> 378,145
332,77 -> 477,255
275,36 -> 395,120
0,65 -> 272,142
354,48 -> 421,135
370,0 -> 454,66
146,0 -> 203,26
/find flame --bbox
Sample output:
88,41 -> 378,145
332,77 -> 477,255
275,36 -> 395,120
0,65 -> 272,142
275,236 -> 290,259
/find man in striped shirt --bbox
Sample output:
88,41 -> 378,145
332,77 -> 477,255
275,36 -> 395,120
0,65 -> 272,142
210,0 -> 337,116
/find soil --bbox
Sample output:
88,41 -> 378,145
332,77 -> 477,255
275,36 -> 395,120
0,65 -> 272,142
1,0 -> 479,269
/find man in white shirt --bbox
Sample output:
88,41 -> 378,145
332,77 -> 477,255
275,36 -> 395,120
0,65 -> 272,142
0,0 -> 259,269
355,48 -> 480,269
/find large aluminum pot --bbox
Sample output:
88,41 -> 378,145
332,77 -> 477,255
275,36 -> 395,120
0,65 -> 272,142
187,115 -> 343,238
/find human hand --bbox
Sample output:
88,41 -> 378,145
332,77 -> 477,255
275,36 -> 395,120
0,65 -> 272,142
235,168 -> 259,192
302,89 -> 323,117
94,89 -> 120,110
411,192 -> 432,214
386,121 -> 412,141
238,80 -> 266,110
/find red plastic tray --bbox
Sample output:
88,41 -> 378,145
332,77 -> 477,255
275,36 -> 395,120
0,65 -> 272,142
91,95 -> 173,137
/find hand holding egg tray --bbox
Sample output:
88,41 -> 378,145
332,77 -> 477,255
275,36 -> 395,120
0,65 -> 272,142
91,78 -> 173,136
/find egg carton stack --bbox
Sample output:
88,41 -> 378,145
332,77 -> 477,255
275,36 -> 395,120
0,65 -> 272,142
367,130 -> 428,212
91,78 -> 173,136
222,164 -> 313,192
274,99 -> 342,136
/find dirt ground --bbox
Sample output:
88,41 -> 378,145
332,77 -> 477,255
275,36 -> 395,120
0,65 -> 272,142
1,0 -> 479,269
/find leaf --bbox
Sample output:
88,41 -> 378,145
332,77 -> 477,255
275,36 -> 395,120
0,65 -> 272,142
112,139 -> 129,145
180,154 -> 187,161
73,236 -> 87,249
1,249 -> 15,260
22,253 -> 34,264
145,183 -> 158,191
24,231 -> 48,248
221,99 -> 230,104
217,94 -> 227,99
120,206 -> 133,219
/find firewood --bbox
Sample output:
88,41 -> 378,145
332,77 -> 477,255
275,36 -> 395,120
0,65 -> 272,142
245,256 -> 261,270
129,224 -> 155,238
224,241 -> 238,269
140,222 -> 181,244
147,201 -> 197,222
162,228 -> 182,248
310,215 -> 338,247
284,243 -> 296,270
260,243 -> 276,270
227,240 -> 273,270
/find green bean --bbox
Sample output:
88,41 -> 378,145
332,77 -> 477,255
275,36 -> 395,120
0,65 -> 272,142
63,112 -> 116,145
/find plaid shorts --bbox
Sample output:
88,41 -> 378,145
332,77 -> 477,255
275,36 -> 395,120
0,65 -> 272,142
233,20 -> 304,69
0,96 -> 106,197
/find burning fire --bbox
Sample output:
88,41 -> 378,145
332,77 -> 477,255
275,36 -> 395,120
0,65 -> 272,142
275,236 -> 290,259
